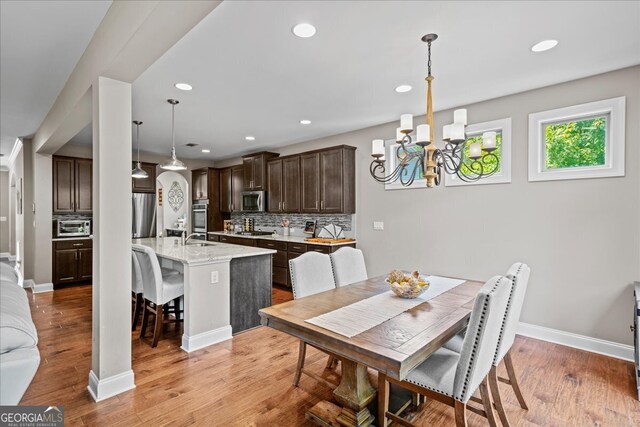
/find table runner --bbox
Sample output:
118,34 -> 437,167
305,276 -> 465,338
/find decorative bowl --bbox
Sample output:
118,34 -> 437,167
386,270 -> 430,299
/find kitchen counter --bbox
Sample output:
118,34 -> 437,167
132,237 -> 275,352
207,231 -> 356,247
52,236 -> 92,242
133,237 -> 275,265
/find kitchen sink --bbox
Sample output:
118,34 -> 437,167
186,242 -> 211,247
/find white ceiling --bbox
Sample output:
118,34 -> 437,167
7,1 -> 640,164
0,0 -> 111,167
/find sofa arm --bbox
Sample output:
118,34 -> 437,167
0,347 -> 40,405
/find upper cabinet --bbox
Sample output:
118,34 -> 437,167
132,162 -> 157,193
268,156 -> 301,213
192,168 -> 208,200
53,156 -> 92,213
301,146 -> 356,214
242,152 -> 278,191
220,165 -> 245,213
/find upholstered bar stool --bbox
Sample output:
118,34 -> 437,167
329,247 -> 368,287
443,263 -> 531,426
131,251 -> 144,331
378,275 -> 513,427
289,252 -> 339,387
132,244 -> 184,348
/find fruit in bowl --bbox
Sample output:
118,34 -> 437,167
386,270 -> 430,299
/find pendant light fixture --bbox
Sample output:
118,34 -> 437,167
160,99 -> 187,171
131,120 -> 148,179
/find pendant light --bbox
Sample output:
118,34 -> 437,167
131,120 -> 148,179
160,99 -> 187,171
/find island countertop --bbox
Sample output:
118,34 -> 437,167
132,237 -> 276,265
207,231 -> 356,247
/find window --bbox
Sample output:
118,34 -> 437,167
528,96 -> 625,182
444,118 -> 512,187
384,141 -> 426,190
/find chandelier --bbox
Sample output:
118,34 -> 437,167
370,33 -> 499,188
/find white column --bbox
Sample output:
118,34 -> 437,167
87,76 -> 134,401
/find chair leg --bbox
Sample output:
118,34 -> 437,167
132,293 -> 143,331
151,303 -> 163,348
454,400 -> 468,427
377,372 -> 389,427
489,365 -> 511,427
325,355 -> 336,369
504,351 -> 528,410
479,377 -> 499,427
140,299 -> 150,340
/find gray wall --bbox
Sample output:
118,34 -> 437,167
0,171 -> 9,253
218,66 -> 640,346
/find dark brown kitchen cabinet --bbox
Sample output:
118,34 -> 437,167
300,146 -> 356,214
53,156 -> 92,213
242,152 -> 278,191
192,169 -> 208,200
268,156 -> 301,213
220,166 -> 245,213
53,239 -> 92,287
132,162 -> 157,193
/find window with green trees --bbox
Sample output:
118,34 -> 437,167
460,132 -> 503,176
544,115 -> 607,170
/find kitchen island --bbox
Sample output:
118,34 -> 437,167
132,237 -> 276,352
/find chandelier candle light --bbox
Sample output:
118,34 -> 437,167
370,33 -> 499,188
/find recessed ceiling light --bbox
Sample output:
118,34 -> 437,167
175,82 -> 193,91
201,149 -> 210,153
395,85 -> 412,93
300,119 -> 311,125
245,136 -> 256,141
292,23 -> 316,38
531,39 -> 558,53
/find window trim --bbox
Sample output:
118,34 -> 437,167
528,96 -> 625,182
383,139 -> 427,190
444,117 -> 512,187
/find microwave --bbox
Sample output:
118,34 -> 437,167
241,191 -> 265,212
55,219 -> 91,238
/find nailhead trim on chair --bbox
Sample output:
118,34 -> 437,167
492,264 -> 522,364
456,277 -> 502,402
289,256 -> 336,300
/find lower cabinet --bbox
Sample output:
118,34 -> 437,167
53,239 -> 92,286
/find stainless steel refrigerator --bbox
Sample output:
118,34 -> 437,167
132,193 -> 157,238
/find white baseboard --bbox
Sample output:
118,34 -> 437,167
87,369 -> 135,402
23,280 -> 54,293
518,322 -> 634,362
181,325 -> 232,353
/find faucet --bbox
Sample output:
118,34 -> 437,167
182,232 -> 204,245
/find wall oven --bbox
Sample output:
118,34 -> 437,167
241,191 -> 265,212
54,219 -> 91,238
192,203 -> 208,236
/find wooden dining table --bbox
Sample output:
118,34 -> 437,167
258,274 -> 483,427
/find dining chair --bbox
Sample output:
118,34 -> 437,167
442,263 -> 531,426
289,252 -> 339,387
378,275 -> 513,427
132,244 -> 185,348
329,247 -> 368,287
131,251 -> 144,331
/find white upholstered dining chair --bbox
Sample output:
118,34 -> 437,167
131,251 -> 144,331
329,247 -> 368,287
132,244 -> 185,348
442,262 -> 531,426
378,275 -> 513,427
289,252 -> 339,387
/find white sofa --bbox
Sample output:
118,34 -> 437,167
0,261 -> 40,405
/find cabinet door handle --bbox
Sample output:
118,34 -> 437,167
73,243 -> 83,247
75,252 -> 78,260
315,201 -> 318,209
321,201 -> 324,210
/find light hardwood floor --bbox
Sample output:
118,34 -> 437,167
21,285 -> 639,426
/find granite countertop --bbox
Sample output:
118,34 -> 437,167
52,236 -> 93,242
132,237 -> 276,265
207,231 -> 356,247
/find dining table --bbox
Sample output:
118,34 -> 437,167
258,274 -> 484,427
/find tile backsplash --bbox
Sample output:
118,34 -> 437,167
230,212 -> 353,235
